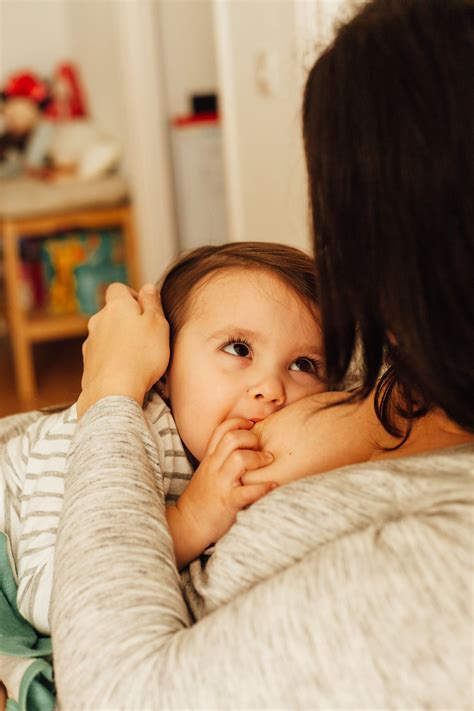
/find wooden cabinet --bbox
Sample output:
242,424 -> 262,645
0,203 -> 139,405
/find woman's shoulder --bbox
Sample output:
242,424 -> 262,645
341,437 -> 473,478
197,443 -> 473,614
192,458 -> 472,710
336,441 -> 474,515
260,440 -> 474,546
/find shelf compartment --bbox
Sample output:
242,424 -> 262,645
25,312 -> 89,343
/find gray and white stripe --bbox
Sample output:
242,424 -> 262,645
0,392 -> 193,635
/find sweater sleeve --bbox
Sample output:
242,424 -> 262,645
51,397 -> 473,710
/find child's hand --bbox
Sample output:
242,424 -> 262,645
167,418 -> 277,569
77,283 -> 169,417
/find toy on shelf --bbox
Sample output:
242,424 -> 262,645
45,62 -> 88,121
40,229 -> 128,316
41,235 -> 87,314
45,62 -> 121,182
0,71 -> 51,178
19,240 -> 47,312
74,230 -> 127,314
0,64 -> 121,182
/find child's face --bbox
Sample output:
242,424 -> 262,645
165,268 -> 326,461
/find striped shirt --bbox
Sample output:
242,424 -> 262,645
0,392 -> 192,635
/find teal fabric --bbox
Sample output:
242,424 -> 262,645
5,660 -> 54,711
0,532 -> 55,711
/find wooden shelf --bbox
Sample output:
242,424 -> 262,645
7,204 -> 131,237
1,202 -> 139,404
25,311 -> 89,343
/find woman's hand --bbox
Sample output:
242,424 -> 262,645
167,418 -> 277,569
242,390 -> 386,486
77,283 -> 170,418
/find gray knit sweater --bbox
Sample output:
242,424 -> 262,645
51,397 -> 474,710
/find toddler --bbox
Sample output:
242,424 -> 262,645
0,241 -> 327,636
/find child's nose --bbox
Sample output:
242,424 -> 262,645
247,378 -> 285,406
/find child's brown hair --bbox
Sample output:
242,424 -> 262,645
44,242 -> 319,413
160,241 -> 319,345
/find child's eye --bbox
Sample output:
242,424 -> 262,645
290,357 -> 320,374
222,340 -> 251,358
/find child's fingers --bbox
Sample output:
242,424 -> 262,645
210,428 -> 262,469
220,448 -> 274,482
230,481 -> 278,510
241,466 -> 280,485
206,418 -> 255,456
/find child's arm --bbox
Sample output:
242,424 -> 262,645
166,418 -> 276,570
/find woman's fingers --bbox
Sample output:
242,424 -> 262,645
76,282 -> 171,416
230,481 -> 277,510
137,283 -> 163,314
138,284 -> 169,339
86,312 -> 99,333
105,282 -> 137,303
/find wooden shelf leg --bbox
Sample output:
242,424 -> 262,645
2,221 -> 36,405
121,207 -> 141,289
11,331 -> 35,405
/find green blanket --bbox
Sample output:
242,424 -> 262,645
0,532 -> 55,711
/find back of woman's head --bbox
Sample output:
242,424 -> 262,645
303,0 -> 474,433
160,241 -> 319,344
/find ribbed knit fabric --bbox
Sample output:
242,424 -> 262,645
52,397 -> 474,710
0,393 -> 192,635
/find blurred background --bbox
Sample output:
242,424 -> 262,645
0,0 -> 354,415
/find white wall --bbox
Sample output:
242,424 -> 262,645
0,0 -> 175,283
214,0 -> 309,250
159,0 -> 217,117
0,0 -> 126,143
214,0 -> 356,252
0,0 -> 359,279
0,0 -> 71,82
113,0 -> 178,283
66,2 -> 127,145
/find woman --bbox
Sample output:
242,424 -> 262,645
51,0 -> 473,708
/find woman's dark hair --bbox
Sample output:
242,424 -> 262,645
303,0 -> 474,437
160,241 -> 319,345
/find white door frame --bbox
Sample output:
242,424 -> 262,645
212,0 -> 320,248
212,0 -> 245,243
114,0 -> 178,283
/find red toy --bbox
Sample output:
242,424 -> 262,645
45,63 -> 88,120
1,71 -> 50,106
0,71 -> 51,164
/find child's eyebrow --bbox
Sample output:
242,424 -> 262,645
208,327 -> 324,356
208,327 -> 259,342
